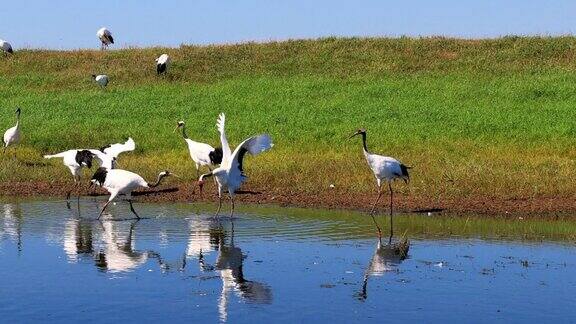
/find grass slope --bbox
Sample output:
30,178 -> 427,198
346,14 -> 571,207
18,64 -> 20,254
2,36 -> 576,207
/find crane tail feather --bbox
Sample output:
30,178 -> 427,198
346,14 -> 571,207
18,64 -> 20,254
399,164 -> 410,183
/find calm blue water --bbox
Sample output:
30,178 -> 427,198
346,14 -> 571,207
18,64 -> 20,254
0,199 -> 575,323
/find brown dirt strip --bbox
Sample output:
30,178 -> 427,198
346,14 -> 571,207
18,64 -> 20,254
1,181 -> 575,218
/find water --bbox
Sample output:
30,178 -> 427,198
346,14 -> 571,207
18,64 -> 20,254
1,199 -> 575,323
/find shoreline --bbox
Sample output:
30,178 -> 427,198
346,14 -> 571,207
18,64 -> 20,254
2,181 -> 575,218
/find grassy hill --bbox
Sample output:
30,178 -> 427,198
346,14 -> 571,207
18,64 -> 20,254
2,36 -> 576,211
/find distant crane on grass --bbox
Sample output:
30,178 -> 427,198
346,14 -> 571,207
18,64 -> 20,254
3,108 -> 21,155
92,74 -> 109,89
0,39 -> 13,56
97,28 -> 114,50
156,54 -> 171,75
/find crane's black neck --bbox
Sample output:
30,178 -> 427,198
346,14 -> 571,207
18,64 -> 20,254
360,132 -> 369,153
179,124 -> 188,139
148,173 -> 168,188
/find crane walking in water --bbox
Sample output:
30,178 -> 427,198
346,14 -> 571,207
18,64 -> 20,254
3,108 -> 21,155
198,113 -> 273,217
90,167 -> 176,219
350,128 -> 410,244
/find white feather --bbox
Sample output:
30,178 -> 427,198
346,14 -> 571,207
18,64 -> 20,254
217,113 -> 232,164
156,53 -> 170,65
102,137 -> 135,159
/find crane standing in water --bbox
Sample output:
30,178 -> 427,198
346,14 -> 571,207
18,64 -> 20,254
350,128 -> 410,244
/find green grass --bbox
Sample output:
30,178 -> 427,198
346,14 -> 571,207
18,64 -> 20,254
236,204 -> 576,242
3,36 -> 576,203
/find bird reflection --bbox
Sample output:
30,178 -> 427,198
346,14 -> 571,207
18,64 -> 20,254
357,239 -> 409,301
94,220 -> 150,272
189,221 -> 272,322
2,203 -> 23,254
63,217 -> 94,262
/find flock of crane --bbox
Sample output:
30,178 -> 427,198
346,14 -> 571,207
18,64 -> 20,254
1,28 -> 411,244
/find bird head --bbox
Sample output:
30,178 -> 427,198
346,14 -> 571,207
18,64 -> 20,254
159,170 -> 178,178
174,121 -> 185,132
91,74 -> 96,79
349,128 -> 367,139
15,107 -> 21,117
90,167 -> 108,187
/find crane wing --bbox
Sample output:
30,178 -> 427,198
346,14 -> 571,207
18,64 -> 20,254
89,149 -> 115,169
217,113 -> 232,164
228,134 -> 273,186
102,137 -> 136,159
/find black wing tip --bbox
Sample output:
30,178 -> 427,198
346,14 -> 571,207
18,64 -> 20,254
399,164 -> 411,181
7,48 -> 13,54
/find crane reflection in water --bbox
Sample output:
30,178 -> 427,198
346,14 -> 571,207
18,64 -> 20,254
59,211 -> 272,321
1,203 -> 23,254
184,218 -> 273,322
356,239 -> 409,301
63,217 -> 165,272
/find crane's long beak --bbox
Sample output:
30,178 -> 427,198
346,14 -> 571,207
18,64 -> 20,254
349,132 -> 360,139
173,126 -> 180,133
170,173 -> 180,178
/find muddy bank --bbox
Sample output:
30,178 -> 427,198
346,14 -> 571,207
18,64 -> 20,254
1,181 -> 575,218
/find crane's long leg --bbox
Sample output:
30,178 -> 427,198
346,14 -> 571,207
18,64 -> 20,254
98,193 -> 117,220
368,187 -> 383,241
97,201 -> 111,220
128,200 -> 141,219
388,182 -> 394,245
215,196 -> 222,217
230,195 -> 235,218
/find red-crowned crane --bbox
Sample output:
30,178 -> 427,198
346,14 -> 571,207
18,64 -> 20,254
198,113 -> 273,217
350,128 -> 410,244
0,39 -> 13,55
175,121 -> 222,178
44,138 -> 136,203
156,54 -> 171,75
90,167 -> 175,219
3,108 -> 21,155
92,74 -> 109,88
97,27 -> 114,50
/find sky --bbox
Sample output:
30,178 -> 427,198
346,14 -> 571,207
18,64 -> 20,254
1,0 -> 575,50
